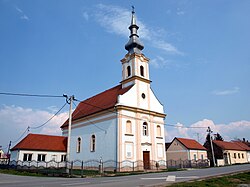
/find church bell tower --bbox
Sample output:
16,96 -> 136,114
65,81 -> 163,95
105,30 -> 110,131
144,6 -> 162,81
121,9 -> 151,89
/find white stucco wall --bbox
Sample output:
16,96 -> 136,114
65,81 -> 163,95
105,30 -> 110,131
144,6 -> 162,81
10,150 -> 66,162
63,113 -> 117,164
189,150 -> 208,160
118,85 -> 164,114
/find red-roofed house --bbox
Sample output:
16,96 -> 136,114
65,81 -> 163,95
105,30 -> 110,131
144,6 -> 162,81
60,11 -> 166,170
204,140 -> 250,166
166,137 -> 208,162
10,134 -> 67,162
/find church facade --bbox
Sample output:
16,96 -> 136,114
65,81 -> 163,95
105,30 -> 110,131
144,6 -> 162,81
61,10 -> 166,170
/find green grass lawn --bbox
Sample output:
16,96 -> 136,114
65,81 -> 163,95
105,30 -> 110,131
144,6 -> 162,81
169,171 -> 250,187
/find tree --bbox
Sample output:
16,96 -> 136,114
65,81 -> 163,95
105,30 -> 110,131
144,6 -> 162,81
214,133 -> 224,141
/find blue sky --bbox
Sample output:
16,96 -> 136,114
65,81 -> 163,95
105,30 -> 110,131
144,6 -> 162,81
0,0 -> 250,151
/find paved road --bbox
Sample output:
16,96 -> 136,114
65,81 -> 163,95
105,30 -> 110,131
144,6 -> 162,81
0,164 -> 249,187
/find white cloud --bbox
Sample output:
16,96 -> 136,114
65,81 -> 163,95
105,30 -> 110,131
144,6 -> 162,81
165,119 -> 250,144
20,15 -> 29,20
176,8 -> 185,16
15,6 -> 29,21
0,105 -> 68,151
212,87 -> 240,96
150,56 -> 168,69
82,11 -> 89,21
92,4 -> 181,54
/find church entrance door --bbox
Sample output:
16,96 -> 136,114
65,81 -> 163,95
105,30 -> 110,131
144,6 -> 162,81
143,151 -> 150,169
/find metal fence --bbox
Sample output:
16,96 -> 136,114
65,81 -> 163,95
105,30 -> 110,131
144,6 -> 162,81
0,159 -> 209,176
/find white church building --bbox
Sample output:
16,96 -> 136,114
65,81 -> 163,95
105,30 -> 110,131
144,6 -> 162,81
61,10 -> 166,170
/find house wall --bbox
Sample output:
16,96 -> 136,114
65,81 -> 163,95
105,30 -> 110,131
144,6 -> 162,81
189,150 -> 208,160
10,150 -> 66,162
247,151 -> 250,162
63,112 -> 117,163
166,139 -> 189,160
223,150 -> 248,164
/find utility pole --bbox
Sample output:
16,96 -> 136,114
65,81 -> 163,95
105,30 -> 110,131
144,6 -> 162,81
7,141 -> 11,156
64,95 -> 74,174
207,126 -> 216,167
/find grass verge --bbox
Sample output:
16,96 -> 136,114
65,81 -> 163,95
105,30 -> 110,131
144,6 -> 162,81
169,171 -> 250,187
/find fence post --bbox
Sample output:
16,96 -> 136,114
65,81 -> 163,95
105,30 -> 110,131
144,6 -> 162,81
70,161 -> 73,176
132,161 -> 134,172
81,161 -> 84,178
99,158 -> 103,175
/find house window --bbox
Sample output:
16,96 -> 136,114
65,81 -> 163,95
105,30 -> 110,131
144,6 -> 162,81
23,153 -> 32,161
140,66 -> 144,77
37,154 -> 46,161
234,153 -> 236,158
51,155 -> 57,161
242,153 -> 244,159
127,66 -> 131,77
238,153 -> 240,159
143,122 -> 148,136
194,154 -> 197,160
77,137 -> 81,153
201,154 -> 204,160
156,125 -> 161,137
61,155 -> 66,162
126,120 -> 132,134
91,134 -> 96,152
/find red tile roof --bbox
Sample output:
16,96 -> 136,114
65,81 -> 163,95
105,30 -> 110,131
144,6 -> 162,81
11,134 -> 67,152
61,84 -> 133,129
176,137 -> 207,150
233,141 -> 250,151
213,140 -> 249,151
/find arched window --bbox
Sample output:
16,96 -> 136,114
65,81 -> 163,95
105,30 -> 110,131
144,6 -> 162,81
157,125 -> 161,137
127,66 -> 131,77
140,66 -> 144,77
77,137 -> 81,153
126,120 -> 132,134
143,122 -> 148,136
91,135 -> 96,152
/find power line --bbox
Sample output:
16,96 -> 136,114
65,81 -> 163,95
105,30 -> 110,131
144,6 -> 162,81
11,127 -> 29,144
74,99 -> 207,129
72,101 -> 107,133
29,102 -> 67,130
0,92 -> 64,98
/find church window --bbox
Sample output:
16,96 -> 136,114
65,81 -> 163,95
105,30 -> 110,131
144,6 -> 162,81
127,66 -> 131,77
143,122 -> 148,136
91,135 -> 96,152
125,142 -> 133,159
238,153 -> 240,159
126,120 -> 132,134
77,137 -> 81,153
140,66 -> 144,77
156,125 -> 161,137
157,143 -> 163,158
141,93 -> 146,99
